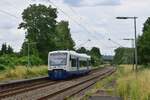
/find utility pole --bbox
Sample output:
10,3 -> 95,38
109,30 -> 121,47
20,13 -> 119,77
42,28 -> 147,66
28,42 -> 30,67
27,42 -> 37,67
25,38 -> 37,67
116,17 -> 138,71
134,17 -> 138,71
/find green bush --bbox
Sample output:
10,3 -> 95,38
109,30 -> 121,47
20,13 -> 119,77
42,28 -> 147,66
17,55 -> 43,66
17,56 -> 28,65
30,55 -> 43,65
0,64 -> 6,70
0,54 -> 43,71
91,56 -> 103,66
0,55 -> 16,69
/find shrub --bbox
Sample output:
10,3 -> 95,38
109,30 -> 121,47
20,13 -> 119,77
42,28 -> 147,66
30,55 -> 43,65
0,54 -> 43,72
0,64 -> 5,70
91,56 -> 103,66
17,55 -> 43,66
0,54 -> 16,69
17,56 -> 28,65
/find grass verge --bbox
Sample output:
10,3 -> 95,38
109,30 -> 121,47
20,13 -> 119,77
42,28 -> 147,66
0,65 -> 47,82
116,65 -> 150,100
81,71 -> 116,100
80,65 -> 150,100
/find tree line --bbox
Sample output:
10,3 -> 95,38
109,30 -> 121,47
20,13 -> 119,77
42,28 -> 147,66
0,4 -> 102,70
0,43 -> 13,55
113,17 -> 150,67
113,47 -> 134,64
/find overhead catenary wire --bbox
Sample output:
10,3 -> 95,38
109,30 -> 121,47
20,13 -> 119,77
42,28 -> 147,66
76,39 -> 91,48
32,0 -> 98,44
46,1 -> 101,38
29,0 -> 122,48
47,0 -> 122,48
65,3 -> 123,47
28,0 -> 123,49
0,0 -> 128,48
68,6 -> 83,21
0,9 -> 18,19
1,0 -> 18,9
0,0 -> 32,20
108,38 -> 122,47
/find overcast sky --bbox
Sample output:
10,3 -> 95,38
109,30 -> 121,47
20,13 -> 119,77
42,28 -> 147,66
0,0 -> 149,55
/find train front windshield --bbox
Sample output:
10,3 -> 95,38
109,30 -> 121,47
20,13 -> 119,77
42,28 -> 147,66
49,53 -> 67,66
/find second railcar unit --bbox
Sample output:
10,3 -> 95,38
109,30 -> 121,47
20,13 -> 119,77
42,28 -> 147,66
48,50 -> 91,80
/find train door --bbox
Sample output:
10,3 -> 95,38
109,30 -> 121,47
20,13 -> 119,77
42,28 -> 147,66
70,55 -> 78,71
78,58 -> 88,70
87,59 -> 90,70
77,58 -> 79,71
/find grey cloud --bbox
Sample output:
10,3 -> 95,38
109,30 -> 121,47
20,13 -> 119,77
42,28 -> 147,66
64,0 -> 81,6
63,0 -> 121,7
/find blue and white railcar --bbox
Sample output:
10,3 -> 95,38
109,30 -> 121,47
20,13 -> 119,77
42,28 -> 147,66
48,50 -> 91,80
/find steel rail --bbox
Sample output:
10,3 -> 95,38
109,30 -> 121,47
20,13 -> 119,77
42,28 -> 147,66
0,80 -> 50,94
0,81 -> 58,98
38,67 -> 115,100
0,67 -> 111,99
0,76 -> 48,90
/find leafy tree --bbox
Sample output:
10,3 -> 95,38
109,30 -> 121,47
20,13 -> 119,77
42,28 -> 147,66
90,47 -> 101,58
0,55 -> 16,69
113,47 -> 134,64
113,47 -> 124,64
0,43 -> 14,55
137,17 -> 150,65
55,21 -> 75,50
76,47 -> 88,53
1,43 -> 7,55
21,41 -> 39,57
7,45 -> 14,54
19,4 -> 57,63
89,47 -> 102,66
76,47 -> 102,66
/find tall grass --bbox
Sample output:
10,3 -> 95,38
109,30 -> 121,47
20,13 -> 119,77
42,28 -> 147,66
116,65 -> 150,100
82,65 -> 150,100
80,72 -> 116,100
0,65 -> 47,82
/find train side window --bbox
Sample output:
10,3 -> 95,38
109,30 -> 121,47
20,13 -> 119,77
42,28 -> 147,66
71,59 -> 77,67
79,60 -> 87,67
87,60 -> 91,66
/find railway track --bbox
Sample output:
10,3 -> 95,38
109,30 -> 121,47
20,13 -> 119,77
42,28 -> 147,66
0,76 -> 58,99
0,81 -> 59,98
0,76 -> 49,91
38,67 -> 115,100
0,67 -> 115,100
0,67 -> 101,93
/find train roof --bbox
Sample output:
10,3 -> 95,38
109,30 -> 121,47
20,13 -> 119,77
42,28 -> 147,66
49,50 -> 91,59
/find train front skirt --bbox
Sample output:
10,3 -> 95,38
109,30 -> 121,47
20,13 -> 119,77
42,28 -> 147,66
48,69 -> 90,80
